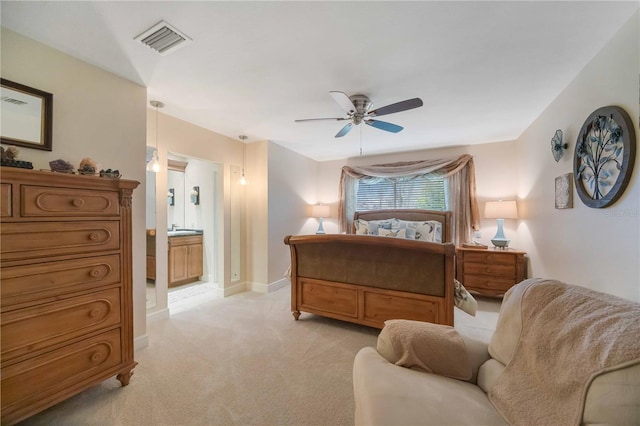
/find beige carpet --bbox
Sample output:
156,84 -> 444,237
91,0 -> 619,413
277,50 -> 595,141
18,286 -> 499,426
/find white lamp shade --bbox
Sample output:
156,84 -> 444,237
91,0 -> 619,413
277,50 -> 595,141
311,204 -> 330,218
484,200 -> 518,219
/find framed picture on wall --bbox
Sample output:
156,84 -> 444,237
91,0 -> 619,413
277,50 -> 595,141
0,79 -> 53,151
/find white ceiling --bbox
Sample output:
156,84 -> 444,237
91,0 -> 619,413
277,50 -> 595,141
2,1 -> 637,161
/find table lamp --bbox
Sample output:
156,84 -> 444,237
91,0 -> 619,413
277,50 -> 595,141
311,204 -> 330,234
484,200 -> 518,248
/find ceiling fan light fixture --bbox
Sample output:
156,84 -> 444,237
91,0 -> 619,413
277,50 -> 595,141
295,91 -> 423,138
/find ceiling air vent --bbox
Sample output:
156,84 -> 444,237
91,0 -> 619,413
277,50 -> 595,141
135,20 -> 192,55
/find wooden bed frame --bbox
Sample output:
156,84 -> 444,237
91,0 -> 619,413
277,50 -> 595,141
284,209 -> 455,329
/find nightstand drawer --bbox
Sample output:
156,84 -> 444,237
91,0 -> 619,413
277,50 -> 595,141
463,275 -> 515,292
464,251 -> 516,265
464,262 -> 515,278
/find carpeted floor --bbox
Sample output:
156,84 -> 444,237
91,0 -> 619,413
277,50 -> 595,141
17,286 -> 499,426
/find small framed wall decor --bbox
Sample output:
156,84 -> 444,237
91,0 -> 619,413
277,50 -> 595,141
555,173 -> 573,209
0,79 -> 53,151
573,106 -> 636,208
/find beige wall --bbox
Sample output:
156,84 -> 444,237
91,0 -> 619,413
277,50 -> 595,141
267,142 -> 320,285
246,141 -> 269,288
515,12 -> 639,300
1,29 -> 148,342
146,111 -> 249,307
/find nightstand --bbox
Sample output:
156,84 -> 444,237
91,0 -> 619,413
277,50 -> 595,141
456,247 -> 527,297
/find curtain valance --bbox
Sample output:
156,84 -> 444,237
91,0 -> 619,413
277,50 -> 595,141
338,154 -> 480,245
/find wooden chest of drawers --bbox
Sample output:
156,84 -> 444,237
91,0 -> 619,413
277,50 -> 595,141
0,167 -> 139,425
456,247 -> 527,296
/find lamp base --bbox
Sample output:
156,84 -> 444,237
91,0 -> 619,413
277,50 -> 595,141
491,238 -> 510,248
316,217 -> 326,235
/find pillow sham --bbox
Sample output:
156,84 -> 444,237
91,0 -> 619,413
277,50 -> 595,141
391,219 -> 443,243
355,218 -> 396,235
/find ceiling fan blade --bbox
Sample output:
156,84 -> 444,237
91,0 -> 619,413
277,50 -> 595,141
295,117 -> 348,122
335,122 -> 354,138
365,119 -> 403,133
368,98 -> 423,117
330,91 -> 357,114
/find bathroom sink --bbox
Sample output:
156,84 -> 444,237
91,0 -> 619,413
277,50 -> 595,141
168,229 -> 203,237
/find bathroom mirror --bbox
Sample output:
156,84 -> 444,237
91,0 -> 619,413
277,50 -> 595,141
145,146 -> 157,310
167,159 -> 187,230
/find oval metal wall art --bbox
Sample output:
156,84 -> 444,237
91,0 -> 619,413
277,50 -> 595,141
573,106 -> 636,208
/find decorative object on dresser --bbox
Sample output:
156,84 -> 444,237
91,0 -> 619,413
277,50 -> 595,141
574,105 -> 636,208
0,79 -> 53,151
456,246 -> 527,297
311,204 -> 330,234
483,200 -> 518,248
0,167 -> 139,425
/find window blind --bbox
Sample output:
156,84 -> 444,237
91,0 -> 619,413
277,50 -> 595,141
356,175 -> 446,211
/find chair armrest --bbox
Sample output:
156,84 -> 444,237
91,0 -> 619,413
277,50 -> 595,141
377,320 -> 490,383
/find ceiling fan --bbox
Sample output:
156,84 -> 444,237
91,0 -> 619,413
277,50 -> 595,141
295,91 -> 423,138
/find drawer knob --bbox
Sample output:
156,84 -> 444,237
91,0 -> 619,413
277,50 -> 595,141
89,308 -> 102,318
90,268 -> 101,277
90,352 -> 103,363
72,198 -> 85,207
89,233 -> 99,241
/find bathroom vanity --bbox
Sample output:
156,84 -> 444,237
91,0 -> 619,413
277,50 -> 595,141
168,231 -> 203,287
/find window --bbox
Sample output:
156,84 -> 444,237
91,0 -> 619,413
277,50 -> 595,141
356,174 -> 446,211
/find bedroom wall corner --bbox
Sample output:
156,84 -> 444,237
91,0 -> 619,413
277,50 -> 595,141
514,10 -> 640,301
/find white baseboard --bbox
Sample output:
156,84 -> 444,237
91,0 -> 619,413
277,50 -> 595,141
134,334 -> 149,351
146,307 -> 170,323
250,278 -> 289,294
220,281 -> 248,297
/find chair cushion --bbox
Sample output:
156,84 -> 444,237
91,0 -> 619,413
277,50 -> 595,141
354,347 -> 508,426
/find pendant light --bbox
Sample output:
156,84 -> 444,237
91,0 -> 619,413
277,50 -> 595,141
147,100 -> 164,173
239,135 -> 248,185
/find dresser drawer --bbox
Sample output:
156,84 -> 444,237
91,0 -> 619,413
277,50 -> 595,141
1,288 -> 121,360
1,183 -> 11,217
462,275 -> 515,292
464,262 -> 515,278
464,251 -> 516,265
1,254 -> 121,309
1,329 -> 122,412
0,221 -> 119,261
21,185 -> 120,217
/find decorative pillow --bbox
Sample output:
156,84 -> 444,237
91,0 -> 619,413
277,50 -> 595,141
392,220 -> 443,243
354,219 -> 369,235
377,320 -> 472,380
413,221 -> 442,243
378,228 -> 406,238
454,279 -> 477,316
355,218 -> 396,235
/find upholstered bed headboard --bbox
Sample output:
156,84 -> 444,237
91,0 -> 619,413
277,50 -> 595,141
352,209 -> 452,243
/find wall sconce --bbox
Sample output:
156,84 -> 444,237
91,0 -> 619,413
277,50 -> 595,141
168,188 -> 175,206
190,186 -> 200,205
239,135 -> 248,185
484,200 -> 518,248
311,204 -> 330,234
550,129 -> 568,162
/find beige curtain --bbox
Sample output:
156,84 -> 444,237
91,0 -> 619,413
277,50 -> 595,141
338,154 -> 480,245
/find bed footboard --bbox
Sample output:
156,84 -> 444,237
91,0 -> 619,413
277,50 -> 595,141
284,234 -> 455,328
